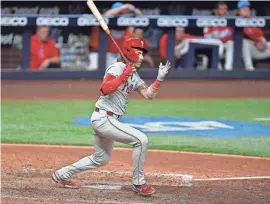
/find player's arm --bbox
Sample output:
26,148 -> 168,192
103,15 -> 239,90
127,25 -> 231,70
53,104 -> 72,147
104,3 -> 140,16
104,4 -> 127,16
137,61 -> 171,100
137,81 -> 161,100
100,63 -> 132,95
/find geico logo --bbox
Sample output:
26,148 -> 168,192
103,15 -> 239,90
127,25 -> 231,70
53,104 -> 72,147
157,18 -> 188,27
1,17 -> 28,26
36,17 -> 69,26
117,17 -> 149,27
77,16 -> 109,26
235,18 -> 266,27
196,18 -> 227,27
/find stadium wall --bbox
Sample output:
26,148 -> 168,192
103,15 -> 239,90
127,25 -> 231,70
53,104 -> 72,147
2,69 -> 270,80
1,1 -> 270,80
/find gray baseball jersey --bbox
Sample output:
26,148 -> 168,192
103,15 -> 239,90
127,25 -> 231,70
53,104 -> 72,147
95,62 -> 144,115
55,61 -> 149,186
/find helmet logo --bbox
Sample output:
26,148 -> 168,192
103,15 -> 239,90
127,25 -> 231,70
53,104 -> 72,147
141,41 -> 144,47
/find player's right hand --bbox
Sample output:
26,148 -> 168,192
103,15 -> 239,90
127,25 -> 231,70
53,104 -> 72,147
120,63 -> 133,82
256,41 -> 267,52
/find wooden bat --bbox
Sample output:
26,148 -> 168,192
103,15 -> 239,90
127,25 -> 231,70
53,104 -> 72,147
86,0 -> 129,63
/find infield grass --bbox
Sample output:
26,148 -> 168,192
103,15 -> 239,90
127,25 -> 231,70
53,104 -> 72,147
2,99 -> 270,157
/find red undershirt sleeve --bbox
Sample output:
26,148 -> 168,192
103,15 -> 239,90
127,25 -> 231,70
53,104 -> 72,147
100,74 -> 122,95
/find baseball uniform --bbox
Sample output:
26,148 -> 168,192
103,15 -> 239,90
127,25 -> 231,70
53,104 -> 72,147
242,27 -> 270,70
55,62 -> 149,185
204,26 -> 234,70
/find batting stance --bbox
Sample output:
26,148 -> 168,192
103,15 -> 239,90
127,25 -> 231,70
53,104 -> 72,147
52,38 -> 171,196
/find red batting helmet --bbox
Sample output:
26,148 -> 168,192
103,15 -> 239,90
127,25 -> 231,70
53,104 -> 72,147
123,38 -> 148,63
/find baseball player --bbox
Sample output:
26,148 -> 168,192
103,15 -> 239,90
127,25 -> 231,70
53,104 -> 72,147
203,1 -> 234,70
52,38 -> 171,196
238,0 -> 270,70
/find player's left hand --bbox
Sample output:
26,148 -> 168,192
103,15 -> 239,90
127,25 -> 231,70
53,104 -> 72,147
157,61 -> 171,81
39,59 -> 51,69
256,41 -> 267,52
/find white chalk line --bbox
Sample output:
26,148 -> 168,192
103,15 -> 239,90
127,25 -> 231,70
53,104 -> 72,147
23,168 -> 193,183
194,176 -> 270,181
1,194 -> 151,204
17,168 -> 193,187
88,170 -> 193,179
254,117 -> 270,121
21,168 -> 270,183
82,184 -> 122,191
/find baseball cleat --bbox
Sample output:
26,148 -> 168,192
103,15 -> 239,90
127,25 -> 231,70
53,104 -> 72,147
52,172 -> 79,189
132,183 -> 156,196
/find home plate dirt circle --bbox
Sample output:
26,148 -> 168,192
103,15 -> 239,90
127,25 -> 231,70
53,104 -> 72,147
2,144 -> 270,204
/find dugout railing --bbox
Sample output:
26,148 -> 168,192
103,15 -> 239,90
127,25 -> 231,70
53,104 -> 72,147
1,14 -> 270,80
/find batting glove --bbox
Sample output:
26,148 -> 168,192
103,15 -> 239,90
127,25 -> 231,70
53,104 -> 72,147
120,63 -> 133,82
157,61 -> 171,81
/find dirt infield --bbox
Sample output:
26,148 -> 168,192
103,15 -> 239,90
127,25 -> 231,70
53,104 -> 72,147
2,79 -> 270,203
2,144 -> 270,204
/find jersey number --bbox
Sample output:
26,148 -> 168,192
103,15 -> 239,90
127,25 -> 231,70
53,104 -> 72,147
121,81 -> 133,94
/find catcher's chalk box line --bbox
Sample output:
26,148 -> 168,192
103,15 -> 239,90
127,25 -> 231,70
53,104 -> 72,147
23,167 -> 193,186
23,167 -> 270,182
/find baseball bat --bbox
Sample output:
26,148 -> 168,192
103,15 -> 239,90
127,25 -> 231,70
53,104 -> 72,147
86,0 -> 129,63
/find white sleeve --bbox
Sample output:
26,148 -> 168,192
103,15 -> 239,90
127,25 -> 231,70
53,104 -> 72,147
105,63 -> 124,78
175,40 -> 189,55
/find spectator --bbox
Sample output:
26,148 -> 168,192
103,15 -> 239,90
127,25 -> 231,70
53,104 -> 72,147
238,0 -> 270,70
203,1 -> 235,70
133,27 -> 154,68
30,26 -> 60,70
89,2 -> 141,67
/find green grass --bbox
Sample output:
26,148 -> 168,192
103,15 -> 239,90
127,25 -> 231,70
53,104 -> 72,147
2,99 -> 270,157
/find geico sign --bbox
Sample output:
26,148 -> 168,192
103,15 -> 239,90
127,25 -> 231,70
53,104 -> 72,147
36,17 -> 69,26
196,18 -> 227,27
117,17 -> 149,27
157,18 -> 189,27
235,18 -> 266,27
77,16 -> 109,26
1,17 -> 28,26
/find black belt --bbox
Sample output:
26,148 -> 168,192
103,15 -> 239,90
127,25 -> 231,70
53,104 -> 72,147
95,107 -> 120,119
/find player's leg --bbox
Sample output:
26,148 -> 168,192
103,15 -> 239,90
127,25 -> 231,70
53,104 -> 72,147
224,40 -> 234,71
93,117 -> 148,185
52,133 -> 114,188
250,42 -> 270,60
242,39 -> 255,70
93,116 -> 155,195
